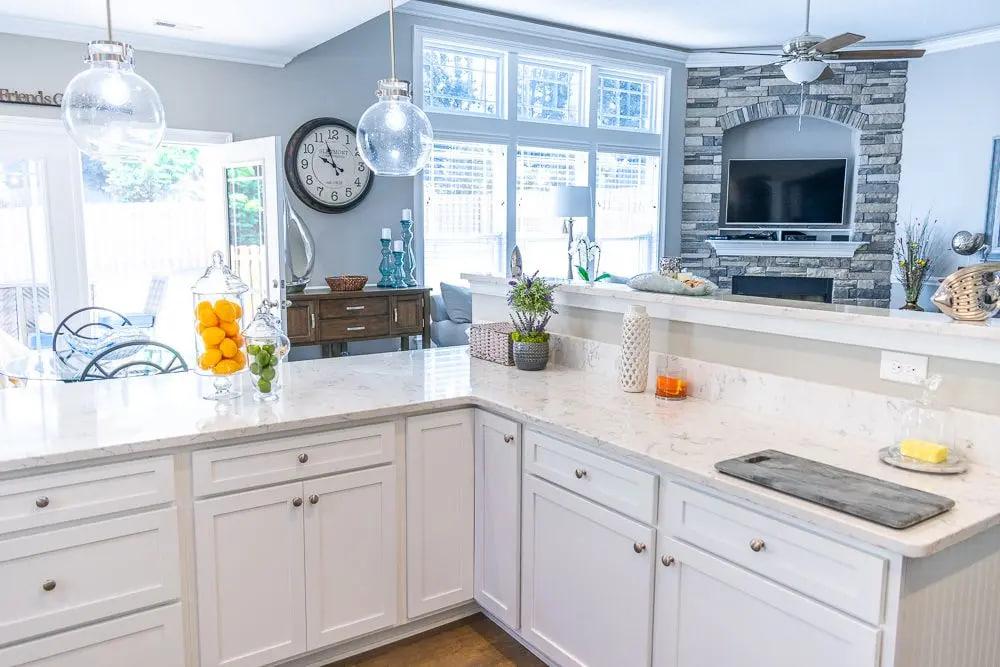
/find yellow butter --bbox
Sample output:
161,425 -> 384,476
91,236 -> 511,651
899,439 -> 949,464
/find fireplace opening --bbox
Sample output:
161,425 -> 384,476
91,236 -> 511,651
731,276 -> 834,304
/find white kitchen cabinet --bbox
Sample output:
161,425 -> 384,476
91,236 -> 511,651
521,475 -> 655,667
405,410 -> 475,618
652,536 -> 880,667
195,482 -> 307,667
474,411 -> 521,629
304,466 -> 397,650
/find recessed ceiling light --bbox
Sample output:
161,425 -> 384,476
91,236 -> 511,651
153,19 -> 203,31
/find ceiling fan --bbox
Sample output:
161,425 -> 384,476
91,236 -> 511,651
717,0 -> 925,84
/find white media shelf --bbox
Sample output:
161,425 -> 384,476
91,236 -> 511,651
706,239 -> 867,258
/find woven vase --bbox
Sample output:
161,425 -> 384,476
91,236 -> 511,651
618,305 -> 650,392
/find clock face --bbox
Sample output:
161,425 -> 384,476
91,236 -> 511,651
285,118 -> 374,213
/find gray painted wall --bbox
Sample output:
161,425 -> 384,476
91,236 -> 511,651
898,41 -> 1000,277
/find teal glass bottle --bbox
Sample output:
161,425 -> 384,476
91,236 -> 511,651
392,251 -> 407,288
377,238 -> 395,288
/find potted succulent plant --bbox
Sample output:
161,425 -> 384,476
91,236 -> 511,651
508,271 -> 557,371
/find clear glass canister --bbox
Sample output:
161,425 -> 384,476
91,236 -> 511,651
242,301 -> 290,401
191,251 -> 249,400
896,374 -> 953,450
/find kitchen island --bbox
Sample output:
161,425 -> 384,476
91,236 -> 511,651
1,346 -> 998,667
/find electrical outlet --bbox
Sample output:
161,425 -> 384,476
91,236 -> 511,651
880,351 -> 928,386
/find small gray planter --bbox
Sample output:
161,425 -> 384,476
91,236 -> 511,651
513,341 -> 549,371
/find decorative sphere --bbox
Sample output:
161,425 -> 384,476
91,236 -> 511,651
62,49 -> 165,158
951,231 -> 986,256
357,99 -> 433,177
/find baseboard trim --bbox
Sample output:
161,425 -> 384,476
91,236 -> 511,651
277,602 -> 480,667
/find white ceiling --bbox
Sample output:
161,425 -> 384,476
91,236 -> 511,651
1,0 -> 999,66
445,0 -> 1000,50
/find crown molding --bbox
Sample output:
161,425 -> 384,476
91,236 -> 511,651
919,24 -> 1000,54
0,14 -> 294,67
396,0 -> 689,64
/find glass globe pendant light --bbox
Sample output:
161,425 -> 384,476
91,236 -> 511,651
356,0 -> 433,177
61,0 -> 166,157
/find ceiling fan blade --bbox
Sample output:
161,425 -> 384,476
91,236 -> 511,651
830,49 -> 926,60
812,32 -> 865,54
720,59 -> 792,79
816,66 -> 835,81
714,50 -> 784,57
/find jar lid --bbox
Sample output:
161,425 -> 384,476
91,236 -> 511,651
242,301 -> 285,340
192,251 -> 249,296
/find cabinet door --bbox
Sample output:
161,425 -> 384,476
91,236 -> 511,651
652,537 -> 880,667
286,300 -> 315,344
474,411 -> 521,630
195,482 -> 307,667
304,466 -> 398,650
521,475 -> 654,667
405,410 -> 475,618
390,295 -> 424,334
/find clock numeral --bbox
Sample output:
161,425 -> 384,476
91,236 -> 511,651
346,187 -> 353,198
358,163 -> 366,172
306,175 -> 314,186
332,129 -> 339,141
304,144 -> 315,154
313,132 -> 323,142
332,191 -> 339,202
300,159 -> 308,170
354,178 -> 362,187
317,186 -> 324,197
345,134 -> 351,146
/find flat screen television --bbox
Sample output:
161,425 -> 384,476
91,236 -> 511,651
725,158 -> 848,226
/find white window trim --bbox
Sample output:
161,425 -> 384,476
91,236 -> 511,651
516,54 -> 590,128
421,38 -> 508,120
595,67 -> 663,135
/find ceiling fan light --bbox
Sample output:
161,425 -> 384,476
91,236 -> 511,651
781,59 -> 828,84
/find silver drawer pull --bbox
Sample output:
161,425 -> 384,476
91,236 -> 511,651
345,305 -> 365,311
574,468 -> 588,479
310,313 -> 316,329
298,453 -> 309,464
661,555 -> 676,567
749,538 -> 766,553
35,496 -> 49,509
292,497 -> 303,507
346,326 -> 366,331
503,434 -> 515,443
633,542 -> 647,554
308,494 -> 320,505
42,580 -> 56,592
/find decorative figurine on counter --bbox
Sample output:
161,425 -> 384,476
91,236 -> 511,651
400,208 -> 417,287
932,263 -> 1000,322
510,245 -> 524,279
392,241 -> 407,288
377,228 -> 395,288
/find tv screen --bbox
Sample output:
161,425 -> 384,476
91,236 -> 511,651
726,159 -> 847,226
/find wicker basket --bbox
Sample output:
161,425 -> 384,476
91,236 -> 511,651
469,322 -> 515,366
325,275 -> 368,291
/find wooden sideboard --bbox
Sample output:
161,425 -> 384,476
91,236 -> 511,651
286,287 -> 431,356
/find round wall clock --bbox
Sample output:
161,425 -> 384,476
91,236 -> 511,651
285,117 -> 374,213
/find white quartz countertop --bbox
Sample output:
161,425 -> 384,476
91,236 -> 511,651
2,347 -> 998,558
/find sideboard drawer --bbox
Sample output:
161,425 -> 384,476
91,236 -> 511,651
319,297 -> 389,319
0,457 -> 174,536
0,509 -> 180,645
0,604 -> 184,666
318,316 -> 390,341
666,483 -> 886,624
524,429 -> 657,524
192,422 -> 396,496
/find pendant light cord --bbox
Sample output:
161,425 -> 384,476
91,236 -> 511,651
804,0 -> 811,34
388,0 -> 396,80
105,0 -> 114,41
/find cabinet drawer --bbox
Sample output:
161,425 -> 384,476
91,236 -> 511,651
0,457 -> 174,536
0,509 -> 180,645
523,429 -> 657,524
192,422 -> 395,496
318,316 -> 390,341
666,483 -> 886,624
0,604 -> 184,667
319,298 -> 389,319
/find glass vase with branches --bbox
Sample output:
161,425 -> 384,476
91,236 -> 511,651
895,213 -> 938,311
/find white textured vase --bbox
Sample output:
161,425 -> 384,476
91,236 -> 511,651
618,305 -> 650,392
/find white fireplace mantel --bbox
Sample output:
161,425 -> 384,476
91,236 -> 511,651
706,240 -> 868,258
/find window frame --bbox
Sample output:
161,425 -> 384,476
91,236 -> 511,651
515,55 -> 590,128
420,38 -> 508,120
595,68 -> 662,134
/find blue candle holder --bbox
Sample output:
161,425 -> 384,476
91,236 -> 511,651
400,219 -> 417,287
391,251 -> 407,288
377,238 -> 395,288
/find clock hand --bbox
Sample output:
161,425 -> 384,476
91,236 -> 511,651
317,155 -> 334,167
322,141 -> 345,175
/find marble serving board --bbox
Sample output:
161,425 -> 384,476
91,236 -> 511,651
715,450 -> 956,529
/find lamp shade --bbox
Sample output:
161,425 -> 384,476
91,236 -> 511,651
781,59 -> 828,84
552,185 -> 592,218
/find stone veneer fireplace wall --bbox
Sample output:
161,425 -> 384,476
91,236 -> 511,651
682,62 -> 910,307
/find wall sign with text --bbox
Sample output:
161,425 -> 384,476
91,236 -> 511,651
0,88 -> 63,108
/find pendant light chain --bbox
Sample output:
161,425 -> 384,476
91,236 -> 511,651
388,0 -> 396,80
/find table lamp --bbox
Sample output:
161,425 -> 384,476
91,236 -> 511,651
552,185 -> 592,280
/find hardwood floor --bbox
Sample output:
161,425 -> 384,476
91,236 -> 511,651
328,613 -> 545,667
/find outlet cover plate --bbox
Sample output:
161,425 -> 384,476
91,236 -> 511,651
880,351 -> 929,386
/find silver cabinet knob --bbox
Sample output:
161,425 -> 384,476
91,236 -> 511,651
291,497 -> 303,507
633,542 -> 647,554
297,453 -> 309,464
42,580 -> 56,592
503,434 -> 515,443
574,468 -> 588,479
35,496 -> 49,508
749,538 -> 766,553
308,494 -> 319,505
661,555 -> 676,567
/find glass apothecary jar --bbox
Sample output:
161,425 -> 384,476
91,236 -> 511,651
896,375 -> 952,450
192,251 -> 248,400
242,301 -> 290,401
